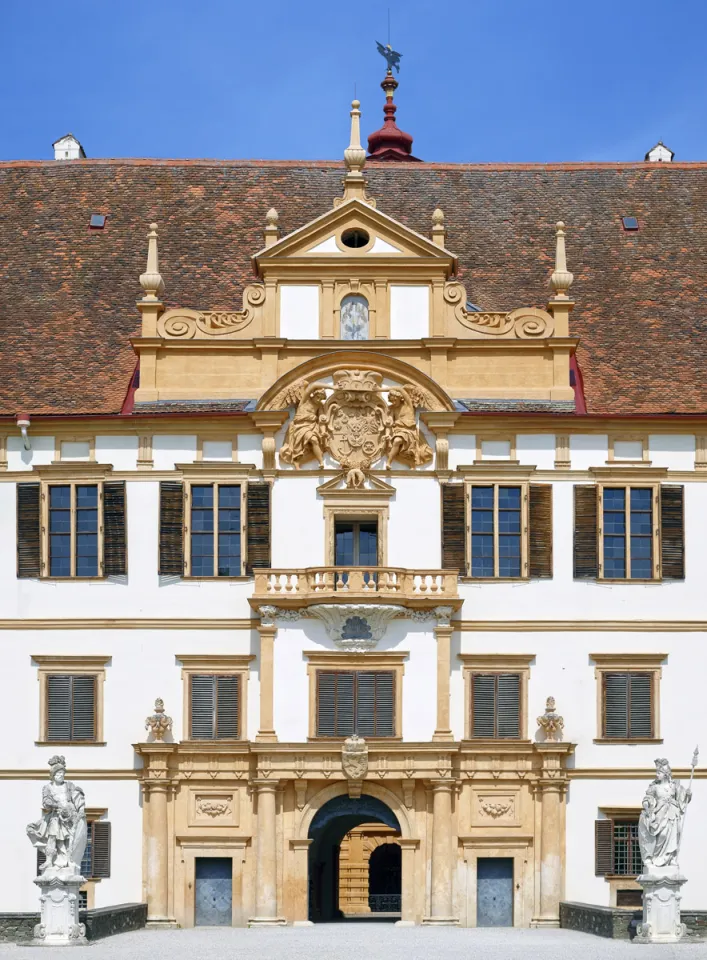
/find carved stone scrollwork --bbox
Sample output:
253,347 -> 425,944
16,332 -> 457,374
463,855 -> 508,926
307,603 -> 403,651
444,282 -> 554,339
157,285 -> 265,339
537,696 -> 564,742
276,369 -> 434,484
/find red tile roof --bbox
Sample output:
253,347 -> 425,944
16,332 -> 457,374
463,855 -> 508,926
1,158 -> 706,417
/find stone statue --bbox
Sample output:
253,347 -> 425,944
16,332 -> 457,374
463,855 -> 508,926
279,381 -> 328,469
26,755 -> 87,878
638,757 -> 692,868
635,751 -> 698,945
384,386 -> 433,469
145,697 -> 173,741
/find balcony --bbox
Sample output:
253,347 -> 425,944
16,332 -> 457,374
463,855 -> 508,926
250,566 -> 460,610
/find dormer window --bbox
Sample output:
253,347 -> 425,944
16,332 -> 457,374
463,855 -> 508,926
340,295 -> 369,340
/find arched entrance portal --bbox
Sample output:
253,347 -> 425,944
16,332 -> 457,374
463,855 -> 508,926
307,794 -> 401,922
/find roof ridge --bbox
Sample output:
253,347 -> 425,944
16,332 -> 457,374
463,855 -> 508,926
2,158 -> 707,170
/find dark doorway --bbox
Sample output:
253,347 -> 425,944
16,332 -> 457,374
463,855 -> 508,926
308,794 -> 400,923
194,857 -> 232,926
477,857 -> 513,927
368,843 -> 402,913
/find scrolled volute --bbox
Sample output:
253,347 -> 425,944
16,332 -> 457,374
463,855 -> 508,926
156,284 -> 265,339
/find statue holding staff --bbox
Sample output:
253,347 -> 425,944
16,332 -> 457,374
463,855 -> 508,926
638,753 -> 696,869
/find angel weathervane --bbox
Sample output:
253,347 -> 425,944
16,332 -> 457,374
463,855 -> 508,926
376,41 -> 402,74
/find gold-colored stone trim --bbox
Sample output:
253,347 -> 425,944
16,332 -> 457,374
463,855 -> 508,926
32,655 -> 111,745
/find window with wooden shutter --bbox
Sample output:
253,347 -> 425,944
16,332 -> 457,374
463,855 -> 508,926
595,816 -> 643,876
90,820 -> 111,878
17,483 -> 41,578
103,481 -> 127,576
246,482 -> 271,574
595,818 -> 614,875
186,483 -> 242,576
189,674 -> 241,739
441,483 -> 466,574
603,672 -> 653,739
528,484 -> 553,578
660,485 -> 685,580
470,673 -> 521,739
316,670 -> 395,737
47,675 -> 96,742
159,480 -> 184,575
574,485 -> 598,579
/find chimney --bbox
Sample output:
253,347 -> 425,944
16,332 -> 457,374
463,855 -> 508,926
645,141 -> 674,163
52,134 -> 86,160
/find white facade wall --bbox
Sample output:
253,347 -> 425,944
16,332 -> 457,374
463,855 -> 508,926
279,285 -> 320,339
389,285 -> 429,339
2,430 -> 706,911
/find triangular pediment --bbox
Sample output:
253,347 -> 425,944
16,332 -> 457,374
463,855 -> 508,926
253,198 -> 457,275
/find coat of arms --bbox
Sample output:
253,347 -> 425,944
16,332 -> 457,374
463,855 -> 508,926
277,369 -> 433,486
342,733 -> 369,781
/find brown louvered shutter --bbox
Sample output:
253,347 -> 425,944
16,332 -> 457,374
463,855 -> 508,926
441,483 -> 466,574
246,482 -> 271,573
661,485 -> 684,580
528,484 -> 553,578
574,485 -> 598,579
47,675 -> 96,741
17,483 -> 41,578
317,671 -> 355,736
216,676 -> 240,739
595,818 -> 614,875
91,821 -> 111,878
159,481 -> 184,575
103,481 -> 127,576
356,671 -> 395,738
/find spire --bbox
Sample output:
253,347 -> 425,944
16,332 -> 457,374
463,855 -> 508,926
550,221 -> 574,299
139,222 -> 165,301
342,99 -> 369,202
367,68 -> 421,162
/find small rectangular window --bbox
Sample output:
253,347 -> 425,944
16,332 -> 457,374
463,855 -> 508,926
471,673 -> 521,739
190,674 -> 241,739
613,819 -> 643,875
471,485 -> 522,578
189,484 -> 241,576
89,214 -> 106,229
47,674 -> 96,742
603,672 -> 653,739
48,483 -> 100,578
621,217 -> 639,231
316,670 -> 395,737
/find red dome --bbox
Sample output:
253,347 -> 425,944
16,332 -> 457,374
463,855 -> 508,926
366,73 -> 421,163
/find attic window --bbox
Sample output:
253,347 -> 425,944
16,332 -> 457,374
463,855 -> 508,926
621,217 -> 639,231
341,228 -> 370,249
89,214 -> 106,229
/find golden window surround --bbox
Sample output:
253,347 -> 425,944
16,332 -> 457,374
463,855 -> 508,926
607,434 -> 650,465
178,654 -> 255,743
596,481 -> 661,581
53,437 -> 96,464
474,434 -> 517,464
38,475 -> 111,580
304,651 -> 407,741
32,655 -> 110,746
591,653 -> 666,744
463,479 -> 530,582
195,436 -> 237,462
458,654 -> 533,742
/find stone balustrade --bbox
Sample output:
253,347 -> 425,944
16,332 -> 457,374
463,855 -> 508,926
251,566 -> 458,605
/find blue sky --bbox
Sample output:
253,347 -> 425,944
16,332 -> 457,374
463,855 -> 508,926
2,0 -> 706,164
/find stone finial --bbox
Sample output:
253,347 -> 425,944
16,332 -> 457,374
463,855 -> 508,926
431,207 -> 446,247
342,99 -> 368,202
550,221 -> 574,300
537,696 -> 564,742
139,222 -> 165,301
264,207 -> 279,248
145,697 -> 173,741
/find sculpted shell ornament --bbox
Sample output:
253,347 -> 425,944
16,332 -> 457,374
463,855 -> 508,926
157,285 -> 266,339
443,282 -> 554,339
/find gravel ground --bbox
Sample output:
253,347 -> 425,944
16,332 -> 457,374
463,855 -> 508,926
3,924 -> 707,960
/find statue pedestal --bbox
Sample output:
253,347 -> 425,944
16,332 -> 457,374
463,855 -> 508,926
635,865 -> 687,944
32,873 -> 87,946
